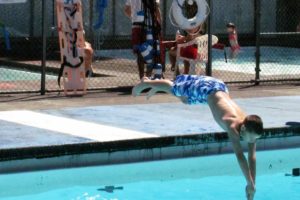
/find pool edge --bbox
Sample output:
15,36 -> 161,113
0,126 -> 300,173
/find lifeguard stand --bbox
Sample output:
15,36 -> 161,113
175,34 -> 218,75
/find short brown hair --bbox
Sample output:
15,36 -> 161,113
243,115 -> 264,136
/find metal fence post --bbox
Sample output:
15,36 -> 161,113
254,0 -> 261,85
41,0 -> 47,95
112,0 -> 116,37
162,0 -> 167,37
29,0 -> 34,37
206,0 -> 213,76
89,0 -> 94,43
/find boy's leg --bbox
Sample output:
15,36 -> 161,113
132,26 -> 145,79
84,42 -> 94,77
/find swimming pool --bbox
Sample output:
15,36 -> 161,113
0,148 -> 299,200
97,46 -> 300,76
0,67 -> 56,81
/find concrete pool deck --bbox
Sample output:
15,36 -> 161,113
0,85 -> 300,172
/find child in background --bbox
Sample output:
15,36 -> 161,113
168,1 -> 205,75
168,25 -> 204,74
84,41 -> 94,77
226,22 -> 240,59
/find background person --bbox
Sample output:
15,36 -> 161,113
124,0 -> 161,79
167,1 -> 205,75
168,25 -> 205,75
84,41 -> 94,77
226,22 -> 240,59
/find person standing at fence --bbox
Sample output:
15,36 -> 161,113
84,41 -> 94,77
168,25 -> 205,75
167,2 -> 205,75
226,22 -> 240,59
124,0 -> 161,79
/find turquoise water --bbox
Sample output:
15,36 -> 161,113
212,47 -> 300,75
2,173 -> 299,200
0,148 -> 299,200
97,47 -> 300,76
0,67 -> 56,81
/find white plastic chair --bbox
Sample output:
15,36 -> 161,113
175,34 -> 218,75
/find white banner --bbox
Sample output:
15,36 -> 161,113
0,0 -> 26,4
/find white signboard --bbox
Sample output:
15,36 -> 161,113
0,0 -> 27,4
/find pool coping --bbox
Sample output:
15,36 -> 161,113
1,126 -> 300,162
0,126 -> 300,173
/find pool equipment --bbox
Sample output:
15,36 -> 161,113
0,23 -> 11,51
93,0 -> 108,30
169,0 -> 210,30
56,0 -> 87,96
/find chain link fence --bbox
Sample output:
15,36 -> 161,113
258,0 -> 300,83
0,0 -> 299,94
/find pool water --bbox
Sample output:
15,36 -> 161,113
0,148 -> 299,200
97,47 -> 300,76
4,173 -> 299,200
0,67 -> 56,81
212,47 -> 300,75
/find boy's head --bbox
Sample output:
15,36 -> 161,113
226,22 -> 236,33
240,115 -> 264,143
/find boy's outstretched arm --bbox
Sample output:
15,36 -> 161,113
132,78 -> 173,99
228,130 -> 255,200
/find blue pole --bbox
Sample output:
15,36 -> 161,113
93,0 -> 108,30
2,26 -> 11,51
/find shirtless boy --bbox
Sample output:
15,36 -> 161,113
132,75 -> 263,200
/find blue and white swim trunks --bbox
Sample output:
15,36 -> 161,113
172,75 -> 229,105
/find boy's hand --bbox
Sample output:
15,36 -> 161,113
246,184 -> 255,200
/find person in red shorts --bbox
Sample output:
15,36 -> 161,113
124,0 -> 161,79
167,2 -> 205,75
168,25 -> 204,75
227,22 -> 240,59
